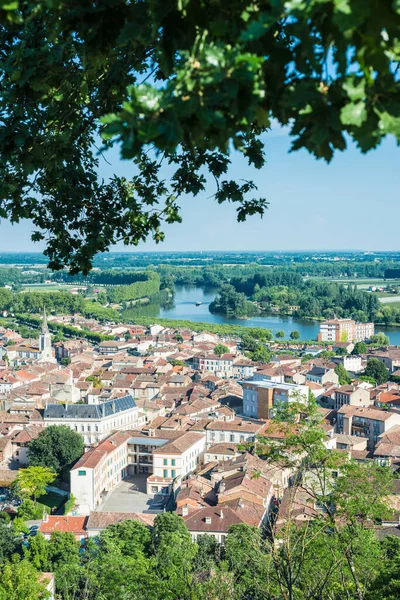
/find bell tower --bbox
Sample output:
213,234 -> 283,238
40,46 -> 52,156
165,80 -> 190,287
39,307 -> 54,362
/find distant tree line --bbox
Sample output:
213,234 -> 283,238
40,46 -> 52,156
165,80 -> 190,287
227,276 -> 380,322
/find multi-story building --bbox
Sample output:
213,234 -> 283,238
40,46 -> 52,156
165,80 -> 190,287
147,431 -> 206,495
192,354 -> 235,376
305,366 -> 339,386
318,319 -> 374,343
71,431 -> 131,513
337,405 -> 400,449
242,380 -> 308,419
332,354 -> 363,374
44,395 -> 142,445
205,418 -> 266,448
332,384 -> 371,411
366,348 -> 400,373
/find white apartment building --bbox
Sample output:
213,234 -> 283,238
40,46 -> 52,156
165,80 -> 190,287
44,395 -> 142,445
242,380 -> 308,419
332,355 -> 363,374
192,354 -> 235,377
70,431 -> 131,513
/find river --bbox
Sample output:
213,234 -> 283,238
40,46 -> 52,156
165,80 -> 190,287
121,285 -> 400,344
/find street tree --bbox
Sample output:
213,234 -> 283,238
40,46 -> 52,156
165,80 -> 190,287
334,363 -> 351,385
0,559 -> 50,600
290,330 -> 300,340
1,1 -> 400,272
275,331 -> 285,339
353,342 -> 368,355
364,358 -> 389,385
214,344 -> 230,357
11,466 -> 55,505
253,396 -> 394,600
370,333 -> 390,346
28,425 -> 84,476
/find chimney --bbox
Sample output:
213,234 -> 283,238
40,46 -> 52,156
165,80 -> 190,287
219,509 -> 224,519
239,500 -> 244,508
219,481 -> 225,494
43,510 -> 49,522
182,505 -> 189,516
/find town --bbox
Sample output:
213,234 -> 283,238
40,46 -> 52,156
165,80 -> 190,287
1,304 -> 400,597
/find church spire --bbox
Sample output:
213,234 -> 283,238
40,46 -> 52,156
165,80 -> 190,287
41,306 -> 49,334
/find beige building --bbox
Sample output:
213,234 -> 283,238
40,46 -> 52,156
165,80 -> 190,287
337,405 -> 400,449
318,319 -> 374,343
333,384 -> 372,411
147,431 -> 206,496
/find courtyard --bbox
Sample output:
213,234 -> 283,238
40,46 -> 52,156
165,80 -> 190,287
97,474 -> 169,514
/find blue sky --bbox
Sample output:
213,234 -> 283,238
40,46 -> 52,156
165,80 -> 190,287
1,124 -> 399,252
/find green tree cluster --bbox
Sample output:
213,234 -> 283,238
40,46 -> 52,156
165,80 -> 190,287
106,272 -> 160,303
214,344 -> 230,356
28,425 -> 84,477
334,363 -> 352,385
364,359 -> 389,385
209,284 -> 259,318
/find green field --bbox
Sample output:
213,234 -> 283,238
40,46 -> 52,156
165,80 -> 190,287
21,284 -> 74,292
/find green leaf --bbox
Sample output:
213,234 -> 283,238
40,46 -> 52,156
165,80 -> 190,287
340,101 -> 367,127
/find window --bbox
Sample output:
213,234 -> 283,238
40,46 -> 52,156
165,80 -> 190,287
163,469 -> 168,478
171,459 -> 175,466
78,470 -> 86,476
151,486 -> 158,493
163,458 -> 168,466
171,470 -> 176,478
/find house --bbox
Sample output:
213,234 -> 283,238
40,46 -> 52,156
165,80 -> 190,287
182,458 -> 274,544
39,515 -> 88,541
184,506 -> 256,545
331,341 -> 355,354
366,348 -> 400,373
192,353 -> 236,377
230,360 -> 256,380
242,380 -> 308,419
375,390 -> 400,411
44,395 -> 141,446
98,341 -> 129,355
86,511 -> 156,537
332,354 -> 363,374
270,355 -> 301,368
337,405 -> 400,450
373,426 -> 400,464
253,365 -> 285,384
10,426 -> 41,464
205,418 -> 267,448
305,366 -> 339,386
205,443 -> 240,463
332,384 -> 372,411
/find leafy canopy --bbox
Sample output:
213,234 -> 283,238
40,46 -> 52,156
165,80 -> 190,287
11,466 -> 56,503
1,0 -> 400,272
28,425 -> 84,475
